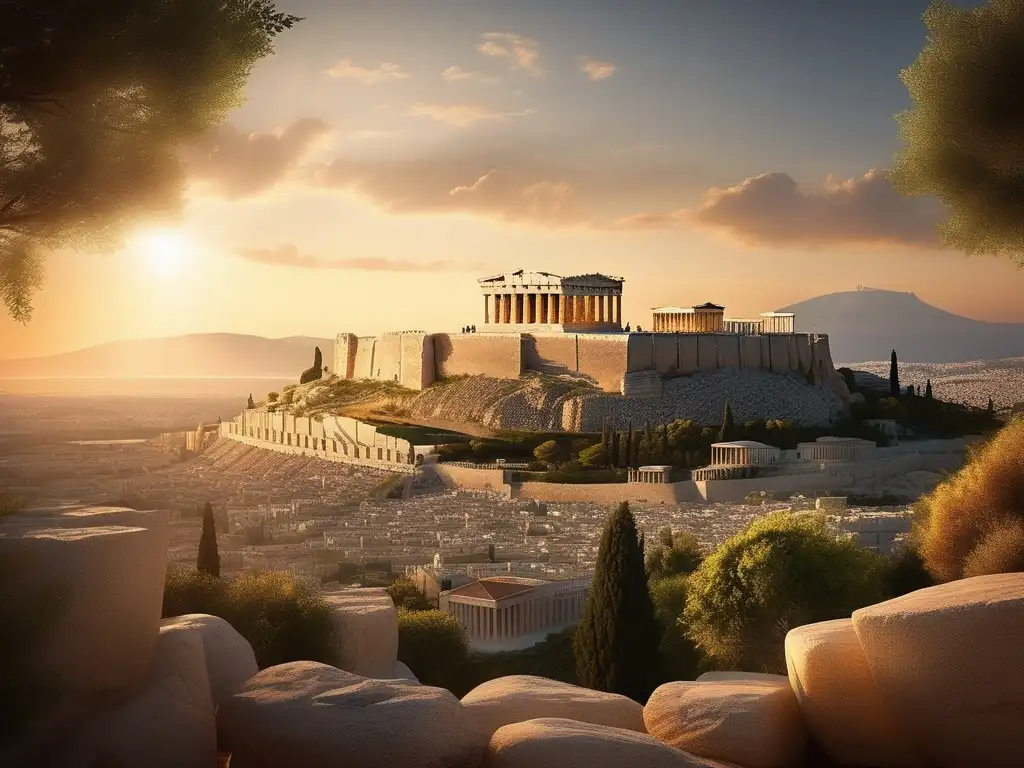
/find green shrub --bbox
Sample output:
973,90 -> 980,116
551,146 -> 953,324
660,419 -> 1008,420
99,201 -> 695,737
650,574 -> 702,683
684,512 -> 885,674
458,628 -> 578,696
162,567 -> 337,669
646,528 -> 703,581
396,608 -> 468,692
882,543 -> 935,598
962,519 -> 1024,578
386,577 -> 432,611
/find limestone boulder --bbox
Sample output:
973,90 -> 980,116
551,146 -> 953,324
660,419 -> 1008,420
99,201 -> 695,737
483,718 -> 733,768
161,614 -> 258,709
785,618 -> 924,767
324,588 -> 399,677
852,573 -> 1024,768
462,675 -> 645,739
387,660 -> 418,682
0,519 -> 170,739
697,671 -> 789,684
644,678 -> 806,768
220,661 -> 486,768
44,622 -> 217,768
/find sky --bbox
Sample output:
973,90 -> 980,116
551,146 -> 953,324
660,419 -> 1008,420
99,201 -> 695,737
5,0 -> 1023,360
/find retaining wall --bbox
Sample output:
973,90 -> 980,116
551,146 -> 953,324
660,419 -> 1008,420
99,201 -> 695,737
434,333 -> 522,381
511,480 -> 702,503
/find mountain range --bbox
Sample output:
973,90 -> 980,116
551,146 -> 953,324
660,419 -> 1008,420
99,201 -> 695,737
2,289 -> 1022,379
778,288 -> 1024,364
0,333 -> 333,379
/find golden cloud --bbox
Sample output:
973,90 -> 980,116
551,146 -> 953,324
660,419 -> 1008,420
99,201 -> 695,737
577,56 -> 617,81
323,59 -> 409,84
476,32 -> 542,76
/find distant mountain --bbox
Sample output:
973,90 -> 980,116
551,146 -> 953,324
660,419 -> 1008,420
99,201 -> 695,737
778,289 -> 1024,364
0,333 -> 334,379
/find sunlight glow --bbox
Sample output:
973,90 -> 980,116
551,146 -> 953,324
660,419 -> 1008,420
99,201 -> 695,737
131,229 -> 191,275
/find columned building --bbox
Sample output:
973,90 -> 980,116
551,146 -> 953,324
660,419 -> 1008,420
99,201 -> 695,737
709,441 -> 782,467
440,576 -> 591,652
478,270 -> 624,331
795,437 -> 876,462
759,312 -> 795,334
723,318 -> 762,334
628,465 -> 672,483
651,303 -> 725,332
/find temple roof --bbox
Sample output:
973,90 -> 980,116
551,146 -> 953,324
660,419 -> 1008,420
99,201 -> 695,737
694,302 -> 725,310
479,270 -> 623,287
446,577 -> 544,602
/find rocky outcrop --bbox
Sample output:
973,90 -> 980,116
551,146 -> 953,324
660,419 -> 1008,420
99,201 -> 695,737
851,573 -> 1024,768
219,661 -> 486,768
644,677 -> 806,768
323,588 -> 399,678
462,675 -> 646,739
482,718 -> 728,767
161,614 -> 259,710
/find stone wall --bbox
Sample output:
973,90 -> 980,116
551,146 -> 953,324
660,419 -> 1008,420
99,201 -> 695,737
434,333 -> 523,381
511,479 -> 703,504
333,329 -> 848,399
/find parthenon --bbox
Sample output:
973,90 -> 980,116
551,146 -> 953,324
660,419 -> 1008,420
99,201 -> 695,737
479,270 -> 623,331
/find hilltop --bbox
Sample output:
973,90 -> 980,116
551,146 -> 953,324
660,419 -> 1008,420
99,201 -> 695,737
779,288 -> 1024,363
0,333 -> 333,379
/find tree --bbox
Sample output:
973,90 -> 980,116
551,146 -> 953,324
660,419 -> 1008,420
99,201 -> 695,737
574,502 -> 661,702
925,379 -> 933,399
397,609 -> 468,692
578,442 -> 608,469
0,0 -> 301,321
622,424 -> 633,469
386,577 -> 432,611
611,431 -> 620,469
650,574 -> 702,684
717,401 -> 736,443
646,529 -> 704,582
684,512 -> 884,673
916,417 -> 1024,581
889,350 -> 900,396
890,0 -> 1024,262
247,393 -> 255,409
660,426 -> 670,464
987,397 -> 995,416
299,346 -> 324,384
197,502 -> 220,577
533,440 -> 561,466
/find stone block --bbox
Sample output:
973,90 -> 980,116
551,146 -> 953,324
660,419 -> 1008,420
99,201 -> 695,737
852,573 -> 1024,768
740,335 -> 762,369
796,334 -> 814,377
45,622 -> 217,768
220,661 -> 485,768
484,718 -> 724,768
785,618 -> 924,767
696,335 -> 720,371
523,333 -> 579,376
462,675 -> 645,740
324,588 -> 399,678
353,336 -> 376,379
768,335 -> 791,374
334,333 -> 358,379
400,332 -> 435,390
625,333 -> 654,372
652,334 -> 679,375
678,335 -> 700,373
0,518 -> 170,739
644,678 -> 806,768
374,332 -> 403,382
577,334 -> 631,392
718,336 -> 740,368
786,334 -> 801,374
161,614 -> 258,710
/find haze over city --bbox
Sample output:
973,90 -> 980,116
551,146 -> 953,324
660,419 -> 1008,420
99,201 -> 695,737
3,0 -> 1023,361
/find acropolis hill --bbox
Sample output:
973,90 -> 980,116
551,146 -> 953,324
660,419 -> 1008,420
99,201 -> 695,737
321,270 -> 851,432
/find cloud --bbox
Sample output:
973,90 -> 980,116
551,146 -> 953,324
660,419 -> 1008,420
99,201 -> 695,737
233,245 -> 478,272
614,169 -> 945,247
181,119 -> 332,198
323,59 -> 409,83
311,153 -> 584,226
476,32 -> 542,76
408,102 -> 535,128
577,56 -> 617,81
441,65 -> 498,83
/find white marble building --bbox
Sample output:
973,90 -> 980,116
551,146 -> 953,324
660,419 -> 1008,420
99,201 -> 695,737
439,576 -> 591,652
478,270 -> 624,331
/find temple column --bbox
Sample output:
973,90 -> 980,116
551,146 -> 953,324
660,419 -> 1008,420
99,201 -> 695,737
598,295 -> 606,323
514,294 -> 523,324
493,294 -> 502,324
502,294 -> 511,323
484,295 -> 490,324
615,295 -> 622,326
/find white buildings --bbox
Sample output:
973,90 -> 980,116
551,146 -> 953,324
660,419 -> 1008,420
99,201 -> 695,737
439,576 -> 591,652
692,437 -> 878,480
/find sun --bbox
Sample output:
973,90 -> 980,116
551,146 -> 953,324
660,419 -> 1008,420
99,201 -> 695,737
131,229 -> 190,275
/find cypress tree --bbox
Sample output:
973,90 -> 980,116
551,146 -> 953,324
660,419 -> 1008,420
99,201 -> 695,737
717,401 -> 736,442
987,397 -> 995,415
623,423 -> 633,469
197,502 -> 220,578
247,393 -> 255,409
300,346 -> 324,384
925,379 -> 933,399
660,426 -> 670,464
889,350 -> 900,396
611,431 -> 621,469
574,502 -> 661,702
642,423 -> 655,464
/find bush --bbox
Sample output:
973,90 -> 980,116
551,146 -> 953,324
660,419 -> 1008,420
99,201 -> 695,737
162,567 -> 337,669
577,442 -> 608,468
396,608 -> 468,692
459,628 -> 578,696
646,529 -> 703,581
386,577 -> 432,611
916,418 -> 1024,581
650,574 -> 702,683
962,519 -> 1024,578
881,543 -> 935,598
683,512 -> 885,674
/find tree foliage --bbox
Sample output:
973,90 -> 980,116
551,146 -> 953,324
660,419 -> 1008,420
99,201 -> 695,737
0,0 -> 301,320
299,346 -> 324,384
717,401 -> 736,443
890,0 -> 1024,262
386,577 -> 432,611
889,350 -> 900,396
196,501 -> 219,578
574,502 -> 661,702
645,527 -> 704,582
396,608 -> 468,692
917,417 -> 1024,581
649,574 -> 702,683
533,439 -> 562,466
684,512 -> 885,674
247,393 -> 255,409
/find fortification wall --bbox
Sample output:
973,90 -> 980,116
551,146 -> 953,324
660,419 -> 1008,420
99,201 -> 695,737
512,479 -> 702,503
431,463 -> 507,492
331,329 -> 848,399
434,333 -> 522,380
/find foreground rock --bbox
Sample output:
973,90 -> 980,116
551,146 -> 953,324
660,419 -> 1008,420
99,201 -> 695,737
786,618 -> 924,767
387,660 -> 418,682
324,588 -> 399,678
483,718 -> 734,768
220,661 -> 485,768
852,573 -> 1024,768
0,515 -> 169,741
161,614 -> 258,710
644,678 -> 805,768
462,675 -> 645,739
44,622 -> 217,768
